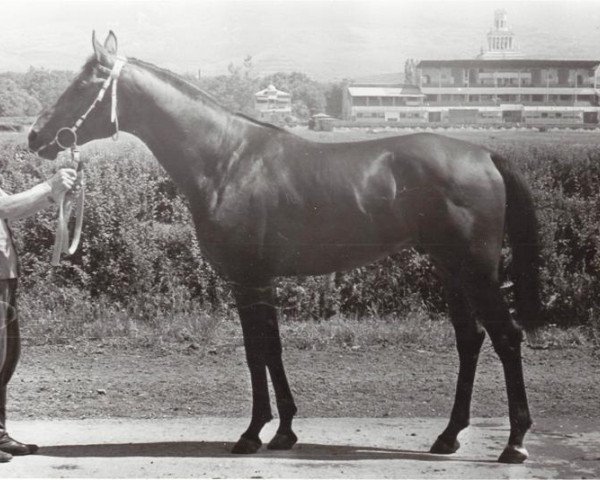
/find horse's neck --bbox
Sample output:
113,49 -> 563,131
118,64 -> 248,194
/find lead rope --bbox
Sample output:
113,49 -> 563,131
51,147 -> 85,266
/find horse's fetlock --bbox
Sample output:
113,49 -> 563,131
455,419 -> 469,431
262,413 -> 274,424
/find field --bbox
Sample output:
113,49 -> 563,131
0,126 -> 599,426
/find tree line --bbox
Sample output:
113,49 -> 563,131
0,58 -> 347,120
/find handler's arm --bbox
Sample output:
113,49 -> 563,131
0,169 -> 77,221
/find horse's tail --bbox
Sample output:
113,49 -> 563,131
491,153 -> 543,332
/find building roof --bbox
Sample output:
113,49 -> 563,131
348,86 -> 424,97
254,84 -> 291,98
417,59 -> 600,69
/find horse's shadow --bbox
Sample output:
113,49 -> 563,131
39,441 -> 496,463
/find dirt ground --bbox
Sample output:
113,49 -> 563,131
7,341 -> 600,422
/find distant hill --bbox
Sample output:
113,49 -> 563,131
2,1 -> 600,81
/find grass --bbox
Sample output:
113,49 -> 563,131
17,282 -> 449,349
291,125 -> 600,146
17,283 -> 595,352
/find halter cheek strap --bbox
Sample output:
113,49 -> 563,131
71,56 -> 127,141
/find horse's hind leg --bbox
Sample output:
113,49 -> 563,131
431,282 -> 485,455
463,273 -> 532,463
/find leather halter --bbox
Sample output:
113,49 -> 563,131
55,55 -> 127,149
49,56 -> 127,266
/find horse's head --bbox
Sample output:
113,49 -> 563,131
29,31 -> 125,159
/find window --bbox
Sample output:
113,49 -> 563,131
353,97 -> 367,106
541,113 -> 548,118
381,97 -> 393,106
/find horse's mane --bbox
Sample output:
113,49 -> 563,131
126,57 -> 289,134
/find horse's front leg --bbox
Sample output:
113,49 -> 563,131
231,284 -> 298,454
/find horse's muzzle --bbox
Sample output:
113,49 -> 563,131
27,130 -> 59,160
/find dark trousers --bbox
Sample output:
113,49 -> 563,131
0,279 -> 20,436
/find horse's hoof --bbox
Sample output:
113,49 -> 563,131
498,445 -> 529,464
267,432 -> 298,450
430,436 -> 460,454
231,436 -> 262,454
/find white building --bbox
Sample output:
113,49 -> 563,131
254,84 -> 292,121
342,10 -> 600,126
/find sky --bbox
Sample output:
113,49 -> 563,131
2,0 -> 600,80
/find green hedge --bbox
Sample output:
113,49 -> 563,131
2,133 -> 600,329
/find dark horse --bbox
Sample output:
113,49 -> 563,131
28,32 -> 542,463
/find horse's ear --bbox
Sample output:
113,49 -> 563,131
92,30 -> 105,61
104,31 -> 118,55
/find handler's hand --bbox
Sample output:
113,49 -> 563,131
47,168 -> 77,202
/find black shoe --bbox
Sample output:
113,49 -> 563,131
0,434 -> 38,456
0,450 -> 11,462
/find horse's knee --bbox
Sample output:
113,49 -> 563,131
488,325 -> 524,359
455,327 -> 485,349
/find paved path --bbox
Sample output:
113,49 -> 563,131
2,417 -> 599,478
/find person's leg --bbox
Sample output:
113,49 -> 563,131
0,281 -> 11,463
0,279 -> 37,456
